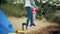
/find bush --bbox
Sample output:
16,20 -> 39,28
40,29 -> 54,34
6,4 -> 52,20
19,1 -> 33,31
36,1 -> 57,22
0,3 -> 27,17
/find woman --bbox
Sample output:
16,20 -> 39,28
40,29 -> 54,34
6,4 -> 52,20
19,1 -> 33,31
25,0 -> 38,30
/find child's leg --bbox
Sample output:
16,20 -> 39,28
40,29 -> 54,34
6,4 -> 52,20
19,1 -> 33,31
30,14 -> 36,26
33,14 -> 36,23
30,11 -> 36,26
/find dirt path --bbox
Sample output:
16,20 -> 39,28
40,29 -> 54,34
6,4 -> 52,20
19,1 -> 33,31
8,16 -> 44,30
8,17 -> 57,30
8,17 -> 60,34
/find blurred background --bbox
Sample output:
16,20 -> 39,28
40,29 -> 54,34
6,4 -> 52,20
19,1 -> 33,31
0,0 -> 60,34
0,0 -> 60,24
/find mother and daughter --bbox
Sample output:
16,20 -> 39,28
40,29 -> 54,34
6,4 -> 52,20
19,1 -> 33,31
25,0 -> 38,30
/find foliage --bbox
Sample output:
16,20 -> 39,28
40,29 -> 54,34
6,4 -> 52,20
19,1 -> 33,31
0,2 -> 26,17
0,0 -> 60,23
36,0 -> 57,22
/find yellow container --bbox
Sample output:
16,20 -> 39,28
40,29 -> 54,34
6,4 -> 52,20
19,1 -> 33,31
17,30 -> 24,33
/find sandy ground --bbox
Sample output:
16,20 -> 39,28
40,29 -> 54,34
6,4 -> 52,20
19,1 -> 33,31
8,17 -> 43,30
8,17 -> 57,31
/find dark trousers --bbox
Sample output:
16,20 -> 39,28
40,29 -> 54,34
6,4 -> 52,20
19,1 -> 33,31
25,6 -> 35,28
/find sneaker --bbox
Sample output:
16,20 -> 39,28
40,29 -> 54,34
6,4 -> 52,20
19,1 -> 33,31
30,24 -> 36,26
27,26 -> 31,30
33,24 -> 36,26
30,26 -> 36,30
31,26 -> 35,28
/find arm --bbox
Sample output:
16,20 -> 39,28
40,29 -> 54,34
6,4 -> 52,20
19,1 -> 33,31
30,0 -> 37,8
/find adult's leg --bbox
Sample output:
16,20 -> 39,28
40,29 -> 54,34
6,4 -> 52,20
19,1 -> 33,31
29,8 -> 36,26
26,7 -> 35,28
25,7 -> 31,28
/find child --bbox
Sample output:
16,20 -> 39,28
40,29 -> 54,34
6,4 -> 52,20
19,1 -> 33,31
31,6 -> 36,22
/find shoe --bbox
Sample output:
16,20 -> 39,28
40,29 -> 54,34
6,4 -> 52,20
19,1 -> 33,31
33,24 -> 36,26
27,26 -> 31,31
30,24 -> 36,26
31,26 -> 35,28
